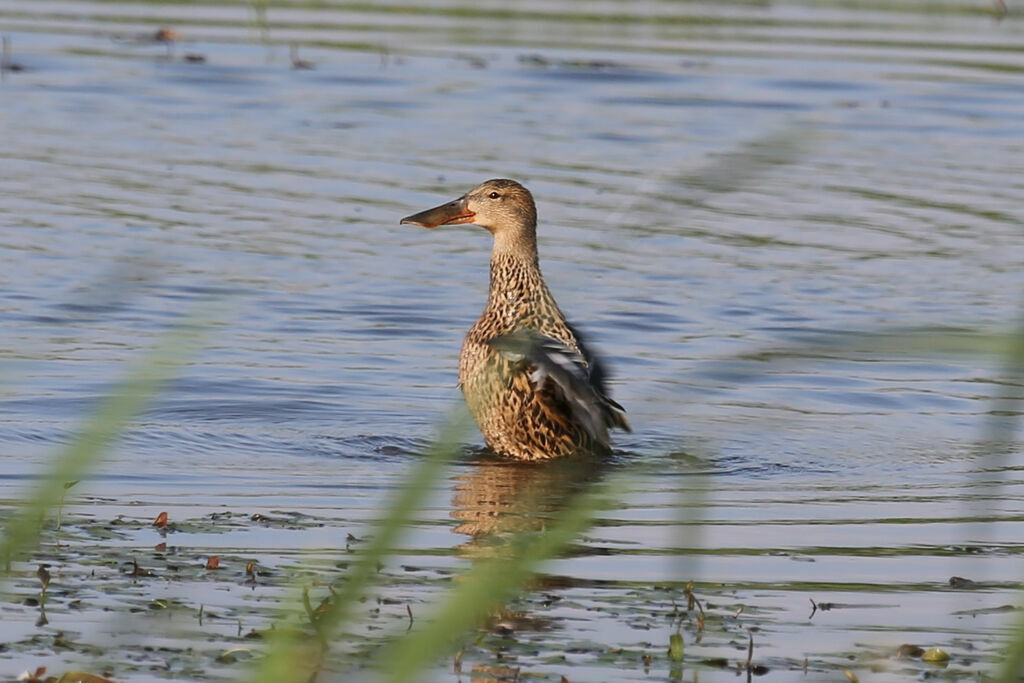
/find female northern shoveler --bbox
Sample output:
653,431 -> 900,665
401,179 -> 630,460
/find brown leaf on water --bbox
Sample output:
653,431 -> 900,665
152,512 -> 168,528
154,542 -> 166,552
153,28 -> 181,42
843,670 -> 859,683
245,561 -> 257,587
19,665 -> 46,682
896,644 -> 925,658
37,565 -> 51,591
205,556 -> 220,570
471,665 -> 520,680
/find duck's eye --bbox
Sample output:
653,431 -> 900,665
488,191 -> 500,199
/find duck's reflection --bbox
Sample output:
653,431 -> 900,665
447,454 -> 613,680
450,453 -> 607,557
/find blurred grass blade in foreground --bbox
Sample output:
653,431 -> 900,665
378,477 -> 620,683
0,312 -> 214,572
251,409 -> 473,683
995,316 -> 1024,683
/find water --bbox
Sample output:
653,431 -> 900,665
1,1 -> 1023,681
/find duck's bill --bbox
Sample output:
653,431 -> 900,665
400,197 -> 476,228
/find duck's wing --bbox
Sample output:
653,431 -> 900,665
492,329 -> 630,442
565,322 -> 629,418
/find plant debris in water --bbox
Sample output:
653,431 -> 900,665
2,494 -> 1014,682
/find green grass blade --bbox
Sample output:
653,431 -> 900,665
994,316 -> 1024,683
0,314 -> 212,573
379,477 -> 620,683
251,408 -> 473,683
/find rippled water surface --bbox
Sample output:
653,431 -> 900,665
2,1 -> 1023,681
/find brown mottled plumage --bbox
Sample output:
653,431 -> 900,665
401,179 -> 629,460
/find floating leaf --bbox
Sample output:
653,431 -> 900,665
922,647 -> 950,663
17,666 -> 46,682
216,647 -> 251,664
127,559 -> 153,577
667,633 -> 684,662
895,644 -> 924,658
152,512 -> 168,528
56,671 -> 116,683
36,565 -> 51,591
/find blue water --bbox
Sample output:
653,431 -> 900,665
1,2 -> 1023,680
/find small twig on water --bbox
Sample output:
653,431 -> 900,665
37,564 -> 51,601
683,581 -> 705,632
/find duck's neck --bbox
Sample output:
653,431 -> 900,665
487,232 -> 545,305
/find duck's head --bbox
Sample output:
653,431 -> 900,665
400,179 -> 537,236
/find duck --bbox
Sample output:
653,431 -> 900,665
401,179 -> 630,460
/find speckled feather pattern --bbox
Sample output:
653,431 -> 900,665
458,252 -> 588,460
403,178 -> 629,461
